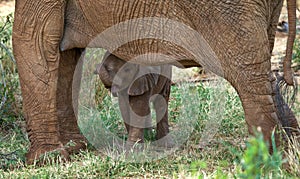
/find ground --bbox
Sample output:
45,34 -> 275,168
0,0 -> 14,17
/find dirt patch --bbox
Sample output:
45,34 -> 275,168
0,0 -> 14,17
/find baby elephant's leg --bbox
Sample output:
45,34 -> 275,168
127,93 -> 151,145
153,95 -> 169,139
118,90 -> 131,133
153,78 -> 174,147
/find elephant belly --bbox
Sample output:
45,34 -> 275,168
61,0 -> 272,74
61,0 -> 205,67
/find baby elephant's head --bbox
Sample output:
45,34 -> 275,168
95,53 -> 138,95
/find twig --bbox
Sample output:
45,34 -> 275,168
0,17 -> 9,33
0,42 -> 15,63
0,150 -> 19,167
0,151 -> 18,159
0,60 -> 7,110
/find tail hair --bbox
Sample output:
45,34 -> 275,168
276,72 -> 298,108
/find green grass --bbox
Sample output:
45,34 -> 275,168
2,80 -> 299,178
0,13 -> 25,172
0,77 -> 246,177
0,13 -> 21,125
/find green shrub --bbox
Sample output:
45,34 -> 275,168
238,132 -> 283,179
0,14 -> 22,127
0,14 -> 26,170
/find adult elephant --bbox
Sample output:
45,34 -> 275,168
13,0 -> 299,164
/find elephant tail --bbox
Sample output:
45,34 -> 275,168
283,0 -> 297,86
274,73 -> 300,140
276,72 -> 298,108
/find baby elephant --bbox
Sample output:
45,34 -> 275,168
95,52 -> 173,148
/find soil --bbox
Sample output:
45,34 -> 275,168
0,0 -> 14,17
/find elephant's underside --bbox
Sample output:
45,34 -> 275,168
61,0 -> 267,74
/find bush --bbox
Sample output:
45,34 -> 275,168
0,14 -> 22,127
238,132 -> 283,179
0,14 -> 27,170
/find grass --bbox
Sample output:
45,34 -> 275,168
0,74 -> 247,178
1,79 -> 299,178
0,14 -> 300,178
0,13 -> 26,171
0,13 -> 19,120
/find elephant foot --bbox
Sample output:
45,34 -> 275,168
26,134 -> 87,165
59,115 -> 88,154
26,144 -> 69,165
60,133 -> 88,154
63,139 -> 87,155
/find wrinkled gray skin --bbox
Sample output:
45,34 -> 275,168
13,0 -> 299,163
95,53 -> 173,147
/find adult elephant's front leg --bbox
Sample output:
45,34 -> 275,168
13,0 -> 68,164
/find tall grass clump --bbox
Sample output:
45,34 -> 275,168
284,135 -> 300,176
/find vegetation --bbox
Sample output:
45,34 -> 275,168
0,14 -> 300,178
293,38 -> 300,71
0,13 -> 26,171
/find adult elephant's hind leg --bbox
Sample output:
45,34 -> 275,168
13,0 -> 68,164
229,58 -> 281,152
57,49 -> 87,154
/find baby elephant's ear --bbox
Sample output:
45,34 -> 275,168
127,73 -> 159,96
